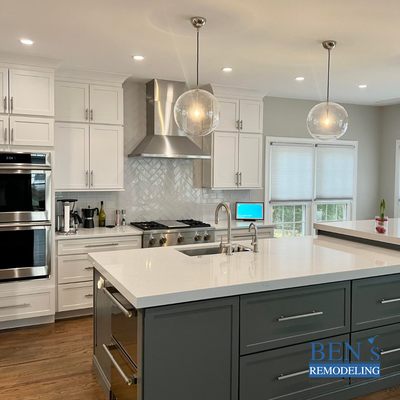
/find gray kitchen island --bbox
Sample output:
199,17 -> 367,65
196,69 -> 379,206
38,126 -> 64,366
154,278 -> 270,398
90,236 -> 400,400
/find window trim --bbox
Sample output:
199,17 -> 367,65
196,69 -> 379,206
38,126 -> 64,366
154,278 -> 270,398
265,136 -> 358,235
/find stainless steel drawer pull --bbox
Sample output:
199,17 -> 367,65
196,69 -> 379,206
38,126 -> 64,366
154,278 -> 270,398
380,298 -> 400,304
102,344 -> 137,386
84,266 -> 94,270
85,243 -> 119,248
3,96 -> 6,112
4,127 -> 7,143
84,294 -> 93,298
102,287 -> 133,318
278,310 -> 323,322
277,369 -> 309,381
380,347 -> 400,356
85,108 -> 89,120
10,97 -> 13,113
0,303 -> 30,310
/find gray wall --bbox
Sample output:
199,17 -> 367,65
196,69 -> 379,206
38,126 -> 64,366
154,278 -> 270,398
263,97 -> 381,220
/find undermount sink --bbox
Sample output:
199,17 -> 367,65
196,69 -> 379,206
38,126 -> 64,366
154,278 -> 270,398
178,244 -> 252,257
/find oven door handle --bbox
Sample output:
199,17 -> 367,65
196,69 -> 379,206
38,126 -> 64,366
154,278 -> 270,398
102,286 -> 134,318
0,166 -> 51,172
102,344 -> 137,386
0,221 -> 51,231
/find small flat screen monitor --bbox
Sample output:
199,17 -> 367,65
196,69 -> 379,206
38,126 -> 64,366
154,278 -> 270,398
235,202 -> 264,221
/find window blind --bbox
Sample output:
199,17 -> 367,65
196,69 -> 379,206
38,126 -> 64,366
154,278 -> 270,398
270,143 -> 314,201
315,145 -> 355,200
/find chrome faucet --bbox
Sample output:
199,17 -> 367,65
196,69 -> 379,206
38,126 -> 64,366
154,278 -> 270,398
215,202 -> 232,255
248,223 -> 259,253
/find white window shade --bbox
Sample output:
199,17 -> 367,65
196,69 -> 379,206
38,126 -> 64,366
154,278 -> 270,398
316,145 -> 355,200
270,143 -> 314,201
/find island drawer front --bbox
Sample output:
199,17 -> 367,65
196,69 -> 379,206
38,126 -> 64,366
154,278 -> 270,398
351,324 -> 400,383
240,334 -> 349,400
57,236 -> 142,256
57,282 -> 93,312
240,282 -> 350,354
216,227 -> 274,242
352,274 -> 400,331
58,254 -> 94,284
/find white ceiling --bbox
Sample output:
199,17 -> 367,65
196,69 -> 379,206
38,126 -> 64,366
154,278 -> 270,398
1,0 -> 400,105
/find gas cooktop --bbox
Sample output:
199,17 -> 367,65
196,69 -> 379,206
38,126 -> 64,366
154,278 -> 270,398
130,219 -> 211,231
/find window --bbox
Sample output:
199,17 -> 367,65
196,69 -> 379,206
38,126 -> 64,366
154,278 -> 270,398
272,204 -> 306,237
266,138 -> 357,237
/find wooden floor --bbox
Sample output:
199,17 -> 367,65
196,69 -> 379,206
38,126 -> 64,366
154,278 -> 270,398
0,316 -> 399,400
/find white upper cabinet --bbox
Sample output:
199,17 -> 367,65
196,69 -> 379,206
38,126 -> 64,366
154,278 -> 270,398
89,125 -> 123,189
89,85 -> 123,125
54,123 -> 90,190
217,98 -> 239,132
10,116 -> 54,147
0,68 -> 8,114
212,132 -> 239,188
238,133 -> 263,188
239,99 -> 263,133
55,81 -> 89,123
9,69 -> 54,116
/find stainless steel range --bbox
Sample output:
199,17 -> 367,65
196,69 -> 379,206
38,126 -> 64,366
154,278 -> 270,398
130,219 -> 215,248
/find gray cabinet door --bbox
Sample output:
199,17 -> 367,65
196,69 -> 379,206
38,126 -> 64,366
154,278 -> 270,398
240,282 -> 350,354
143,297 -> 239,400
240,335 -> 349,400
352,274 -> 400,331
351,323 -> 400,383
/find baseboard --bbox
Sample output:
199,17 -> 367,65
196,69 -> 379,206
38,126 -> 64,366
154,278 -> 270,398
0,314 -> 55,330
55,308 -> 93,320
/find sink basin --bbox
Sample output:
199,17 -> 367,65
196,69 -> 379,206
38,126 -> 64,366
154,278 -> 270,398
178,244 -> 252,257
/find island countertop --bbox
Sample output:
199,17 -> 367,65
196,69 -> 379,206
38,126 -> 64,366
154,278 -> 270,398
315,218 -> 400,246
89,235 -> 400,309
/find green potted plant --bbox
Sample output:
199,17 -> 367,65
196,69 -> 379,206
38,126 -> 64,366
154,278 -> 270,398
375,199 -> 388,234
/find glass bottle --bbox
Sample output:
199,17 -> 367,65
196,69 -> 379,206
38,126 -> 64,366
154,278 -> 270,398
98,201 -> 106,227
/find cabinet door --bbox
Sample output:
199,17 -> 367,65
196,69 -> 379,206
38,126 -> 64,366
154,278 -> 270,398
9,69 -> 54,116
54,123 -> 89,190
55,81 -> 89,122
89,85 -> 123,125
213,131 -> 239,188
0,115 -> 8,145
9,116 -> 54,147
238,133 -> 263,188
239,99 -> 263,133
0,68 -> 8,114
89,125 -> 123,190
217,97 -> 239,132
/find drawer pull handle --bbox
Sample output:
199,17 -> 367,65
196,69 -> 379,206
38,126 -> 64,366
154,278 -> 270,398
85,243 -> 119,248
102,287 -> 133,318
277,369 -> 309,381
380,298 -> 400,304
0,303 -> 30,310
278,310 -> 323,322
380,347 -> 400,356
85,294 -> 93,298
102,344 -> 137,386
84,266 -> 94,271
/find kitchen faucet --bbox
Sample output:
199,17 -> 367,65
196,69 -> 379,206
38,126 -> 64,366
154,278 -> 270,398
248,223 -> 259,253
215,202 -> 232,255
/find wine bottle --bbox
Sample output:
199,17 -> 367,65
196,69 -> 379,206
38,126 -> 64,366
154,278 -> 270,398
99,201 -> 106,227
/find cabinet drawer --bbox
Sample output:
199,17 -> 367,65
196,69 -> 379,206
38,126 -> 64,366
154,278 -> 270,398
58,254 -> 93,284
352,274 -> 400,331
351,324 -> 400,382
58,282 -> 93,312
240,282 -> 350,354
216,227 -> 274,242
57,235 -> 141,255
0,290 -> 54,322
240,335 -> 349,400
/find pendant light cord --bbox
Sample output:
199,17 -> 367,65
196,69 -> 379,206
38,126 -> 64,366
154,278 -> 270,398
196,28 -> 200,88
326,48 -> 331,104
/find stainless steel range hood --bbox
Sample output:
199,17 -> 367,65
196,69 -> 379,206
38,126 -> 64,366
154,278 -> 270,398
129,79 -> 211,159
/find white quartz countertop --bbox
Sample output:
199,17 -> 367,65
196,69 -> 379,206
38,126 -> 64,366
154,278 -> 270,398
90,235 -> 400,309
314,219 -> 400,246
55,225 -> 143,240
204,219 -> 274,231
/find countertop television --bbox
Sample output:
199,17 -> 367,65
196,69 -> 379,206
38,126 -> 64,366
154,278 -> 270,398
235,202 -> 264,221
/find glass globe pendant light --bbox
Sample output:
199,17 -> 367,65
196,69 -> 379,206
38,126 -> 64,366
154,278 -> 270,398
307,40 -> 348,140
174,17 -> 220,137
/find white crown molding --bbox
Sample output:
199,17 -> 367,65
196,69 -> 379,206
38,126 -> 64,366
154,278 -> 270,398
0,51 -> 60,71
204,83 -> 266,100
56,67 -> 130,86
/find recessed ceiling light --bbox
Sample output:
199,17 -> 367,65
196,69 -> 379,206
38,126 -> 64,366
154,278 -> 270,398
20,38 -> 34,46
133,55 -> 144,61
358,84 -> 367,89
295,76 -> 305,81
222,67 -> 233,73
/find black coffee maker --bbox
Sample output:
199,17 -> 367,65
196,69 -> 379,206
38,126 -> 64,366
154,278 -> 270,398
82,206 -> 99,229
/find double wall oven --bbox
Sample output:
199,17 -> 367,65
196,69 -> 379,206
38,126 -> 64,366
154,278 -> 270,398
0,152 -> 52,282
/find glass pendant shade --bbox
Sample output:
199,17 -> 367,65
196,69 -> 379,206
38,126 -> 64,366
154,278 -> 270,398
307,102 -> 348,141
174,88 -> 220,137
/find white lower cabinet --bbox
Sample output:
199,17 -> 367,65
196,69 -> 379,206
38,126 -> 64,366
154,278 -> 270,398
56,235 -> 141,314
215,226 -> 274,243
